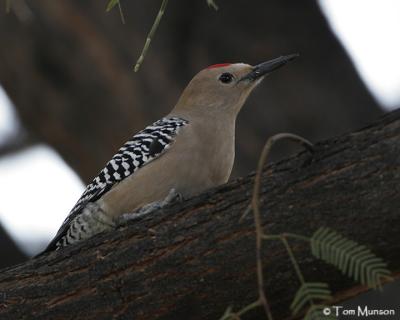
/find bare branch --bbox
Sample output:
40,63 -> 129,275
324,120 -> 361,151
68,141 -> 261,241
134,0 -> 169,72
0,131 -> 36,158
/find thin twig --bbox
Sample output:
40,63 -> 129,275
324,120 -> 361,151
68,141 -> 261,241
207,0 -> 219,10
219,300 -> 262,320
262,233 -> 310,242
134,0 -> 168,72
251,133 -> 313,320
236,299 -> 262,317
117,0 -> 125,24
219,133 -> 313,320
280,235 -> 305,284
238,203 -> 251,222
261,234 -> 281,240
283,232 -> 310,242
105,0 -> 125,24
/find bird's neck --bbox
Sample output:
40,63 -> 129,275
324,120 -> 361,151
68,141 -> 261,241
169,108 -> 236,136
169,106 -> 237,184
170,100 -> 238,121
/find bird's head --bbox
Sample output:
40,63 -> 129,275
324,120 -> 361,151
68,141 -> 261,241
172,54 -> 298,119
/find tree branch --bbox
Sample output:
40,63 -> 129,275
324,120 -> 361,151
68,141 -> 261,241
0,131 -> 36,158
0,110 -> 399,319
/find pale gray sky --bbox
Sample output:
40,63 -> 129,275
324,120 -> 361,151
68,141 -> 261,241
319,0 -> 400,108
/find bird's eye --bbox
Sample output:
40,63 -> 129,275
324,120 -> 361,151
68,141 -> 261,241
219,72 -> 234,84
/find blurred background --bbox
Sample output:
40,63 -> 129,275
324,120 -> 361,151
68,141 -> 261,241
0,0 -> 399,264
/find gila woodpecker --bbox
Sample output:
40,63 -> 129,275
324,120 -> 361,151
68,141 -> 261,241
44,54 -> 298,252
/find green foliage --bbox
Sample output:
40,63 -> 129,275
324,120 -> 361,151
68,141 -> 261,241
218,133 -> 392,320
304,305 -> 335,320
106,0 -> 119,12
290,282 -> 332,316
207,0 -> 219,10
106,0 -> 125,24
311,227 -> 391,289
105,0 -> 219,71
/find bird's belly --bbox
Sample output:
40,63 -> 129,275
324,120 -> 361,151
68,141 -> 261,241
99,121 -> 235,217
99,146 -> 233,217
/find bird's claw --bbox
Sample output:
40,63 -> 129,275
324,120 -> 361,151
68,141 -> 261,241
117,188 -> 183,225
162,188 -> 183,206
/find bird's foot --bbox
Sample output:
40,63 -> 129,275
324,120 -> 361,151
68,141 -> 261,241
117,188 -> 183,225
161,188 -> 183,206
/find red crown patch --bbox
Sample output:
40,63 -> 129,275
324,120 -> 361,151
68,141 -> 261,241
206,63 -> 232,69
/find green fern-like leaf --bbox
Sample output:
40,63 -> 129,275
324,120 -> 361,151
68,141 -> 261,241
105,0 -> 125,24
207,0 -> 218,10
106,0 -> 119,12
304,305 -> 335,320
311,227 -> 391,289
290,282 -> 332,315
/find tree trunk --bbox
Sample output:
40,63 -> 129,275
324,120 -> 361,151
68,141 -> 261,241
0,0 -> 382,182
0,110 -> 399,320
0,222 -> 27,269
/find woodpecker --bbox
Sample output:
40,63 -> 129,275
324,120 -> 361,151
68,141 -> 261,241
44,54 -> 298,252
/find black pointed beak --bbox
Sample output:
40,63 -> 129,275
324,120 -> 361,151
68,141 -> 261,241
240,53 -> 299,82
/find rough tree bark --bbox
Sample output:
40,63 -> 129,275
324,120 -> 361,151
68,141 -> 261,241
0,0 -> 385,269
0,222 -> 26,269
0,110 -> 399,320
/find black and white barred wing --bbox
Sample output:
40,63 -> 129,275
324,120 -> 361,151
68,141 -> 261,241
46,117 -> 188,250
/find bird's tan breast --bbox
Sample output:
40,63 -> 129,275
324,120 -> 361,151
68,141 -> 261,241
98,121 -> 235,217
